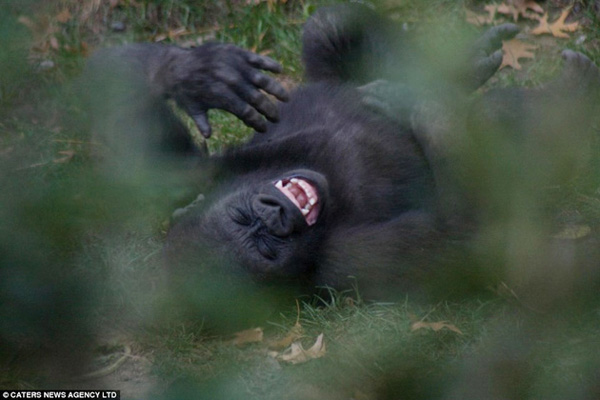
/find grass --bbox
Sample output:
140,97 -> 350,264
1,0 -> 600,398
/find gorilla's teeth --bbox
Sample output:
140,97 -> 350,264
298,180 -> 311,194
274,177 -> 320,224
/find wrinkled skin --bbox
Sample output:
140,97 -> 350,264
88,4 -> 600,300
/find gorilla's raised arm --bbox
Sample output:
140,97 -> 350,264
86,42 -> 288,158
153,43 -> 289,138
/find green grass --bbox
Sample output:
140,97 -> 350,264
1,0 -> 600,398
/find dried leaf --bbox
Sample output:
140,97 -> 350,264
466,9 -> 492,26
168,27 -> 190,39
513,0 -> 544,17
305,333 -> 326,357
531,8 -> 579,38
18,14 -> 60,58
269,299 -> 303,350
500,39 -> 537,70
495,1 -> 543,21
55,9 -> 72,24
497,3 -> 520,21
153,33 -> 167,42
553,224 -> 591,240
53,150 -> 75,164
49,36 -> 59,50
230,327 -> 263,346
80,42 -> 90,57
79,0 -> 101,24
277,333 -> 326,364
411,321 -> 463,335
531,13 -> 552,36
269,322 -> 303,350
18,16 -> 37,31
483,4 -> 499,20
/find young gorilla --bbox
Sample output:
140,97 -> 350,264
89,5 -> 600,301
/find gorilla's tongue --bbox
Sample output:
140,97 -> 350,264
274,178 -> 320,226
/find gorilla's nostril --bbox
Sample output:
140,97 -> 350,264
253,195 -> 304,237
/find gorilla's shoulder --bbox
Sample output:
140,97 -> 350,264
263,82 -> 407,141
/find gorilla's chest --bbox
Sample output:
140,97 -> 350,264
227,84 -> 436,221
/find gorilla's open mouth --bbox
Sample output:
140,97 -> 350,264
274,177 -> 320,226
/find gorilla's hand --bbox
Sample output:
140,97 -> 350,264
358,80 -> 418,123
463,23 -> 519,91
166,43 -> 289,138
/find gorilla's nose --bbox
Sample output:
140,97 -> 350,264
252,194 -> 304,237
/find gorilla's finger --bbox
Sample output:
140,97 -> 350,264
236,105 -> 268,132
248,71 -> 289,102
246,52 -> 283,73
361,95 -> 393,117
192,112 -> 212,138
235,85 -> 279,122
219,94 -> 268,132
475,23 -> 519,54
475,49 -> 504,76
214,67 -> 242,86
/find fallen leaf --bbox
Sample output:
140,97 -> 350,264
230,327 -> 263,346
17,14 -> 60,58
79,0 -> 101,24
500,39 -> 537,70
17,16 -> 37,31
466,9 -> 493,26
531,13 -> 552,36
497,3 -> 520,21
411,321 -> 463,335
53,150 -> 75,164
55,9 -> 72,24
495,1 -> 544,21
467,1 -> 542,25
483,4 -> 499,20
49,36 -> 59,50
303,334 -> 326,357
277,333 -> 326,364
531,8 -> 579,38
80,42 -> 90,57
513,0 -> 544,17
269,299 -> 303,350
553,224 -> 591,240
269,322 -> 303,350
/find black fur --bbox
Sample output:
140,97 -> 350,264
88,5 -> 600,301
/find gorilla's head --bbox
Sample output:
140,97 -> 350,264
166,169 -> 330,282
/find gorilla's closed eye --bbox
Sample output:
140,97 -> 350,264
256,237 -> 277,260
227,206 -> 252,226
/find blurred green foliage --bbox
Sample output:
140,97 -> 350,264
0,0 -> 599,398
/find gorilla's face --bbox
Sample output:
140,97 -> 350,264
198,169 -> 330,280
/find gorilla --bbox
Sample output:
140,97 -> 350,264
88,5 -> 600,301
